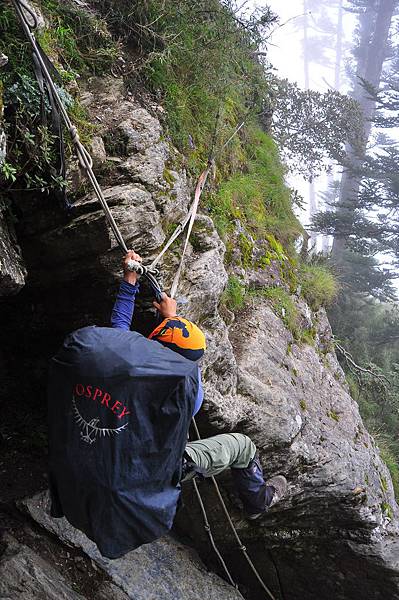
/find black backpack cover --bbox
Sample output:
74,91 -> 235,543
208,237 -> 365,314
48,326 -> 198,558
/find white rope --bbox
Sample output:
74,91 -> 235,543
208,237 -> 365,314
170,166 -> 211,298
152,119 -> 246,298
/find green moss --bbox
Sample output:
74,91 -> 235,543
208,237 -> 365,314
327,410 -> 340,422
300,327 -> 317,346
300,263 -> 338,311
251,287 -> 299,337
380,474 -> 388,493
381,501 -> 393,520
380,445 -> 399,499
212,130 -> 302,248
238,233 -> 254,268
250,286 -> 316,345
224,239 -> 234,265
163,168 -> 176,187
67,99 -> 95,146
265,233 -> 286,259
221,275 -> 246,312
300,399 -> 307,411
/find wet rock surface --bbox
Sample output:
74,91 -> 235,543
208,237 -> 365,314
1,73 -> 399,600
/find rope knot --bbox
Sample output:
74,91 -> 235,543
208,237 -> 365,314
238,544 -> 246,552
69,126 -> 80,143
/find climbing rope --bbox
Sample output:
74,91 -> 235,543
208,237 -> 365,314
191,418 -> 278,600
149,117 -> 245,298
191,475 -> 241,592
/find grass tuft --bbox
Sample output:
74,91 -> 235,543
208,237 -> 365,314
300,263 -> 338,311
221,275 -> 246,312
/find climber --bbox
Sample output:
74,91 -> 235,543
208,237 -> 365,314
111,250 -> 288,519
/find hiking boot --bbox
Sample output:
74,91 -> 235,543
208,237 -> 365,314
246,475 -> 288,520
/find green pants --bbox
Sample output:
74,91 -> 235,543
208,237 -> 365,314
184,433 -> 256,478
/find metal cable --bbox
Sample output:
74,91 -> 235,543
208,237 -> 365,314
169,166 -> 211,298
13,0 -> 247,302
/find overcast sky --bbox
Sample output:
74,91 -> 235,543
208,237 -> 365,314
247,1 -> 357,242
262,0 -> 357,92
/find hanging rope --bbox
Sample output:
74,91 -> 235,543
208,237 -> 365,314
191,418 -> 279,600
191,475 -> 242,593
12,0 -> 248,302
152,110 -> 245,298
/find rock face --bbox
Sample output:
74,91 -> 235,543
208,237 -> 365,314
1,74 -> 399,600
21,492 -> 243,600
0,199 -> 26,296
0,534 -> 85,600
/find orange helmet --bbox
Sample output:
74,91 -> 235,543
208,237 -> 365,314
148,317 -> 206,361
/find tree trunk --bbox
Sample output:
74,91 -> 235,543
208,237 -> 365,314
332,0 -> 396,261
303,0 -> 319,251
322,0 -> 345,254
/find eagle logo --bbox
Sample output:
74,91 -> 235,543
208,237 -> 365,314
72,396 -> 128,445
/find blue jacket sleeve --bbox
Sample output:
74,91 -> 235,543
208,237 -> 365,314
193,368 -> 204,416
111,280 -> 140,330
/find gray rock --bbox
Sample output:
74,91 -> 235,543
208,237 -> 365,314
0,534 -> 85,600
22,492 -> 243,600
90,136 -> 107,166
0,199 -> 26,296
96,582 -> 130,600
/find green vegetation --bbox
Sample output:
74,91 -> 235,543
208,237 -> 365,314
0,1 -> 115,193
380,446 -> 399,499
335,298 -> 399,501
221,275 -> 246,312
39,0 -> 119,77
327,410 -> 340,422
300,263 -> 339,311
94,0 -> 274,169
300,399 -> 307,411
208,130 -> 302,248
381,501 -> 394,520
249,286 -> 314,344
1,1 -> 336,344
